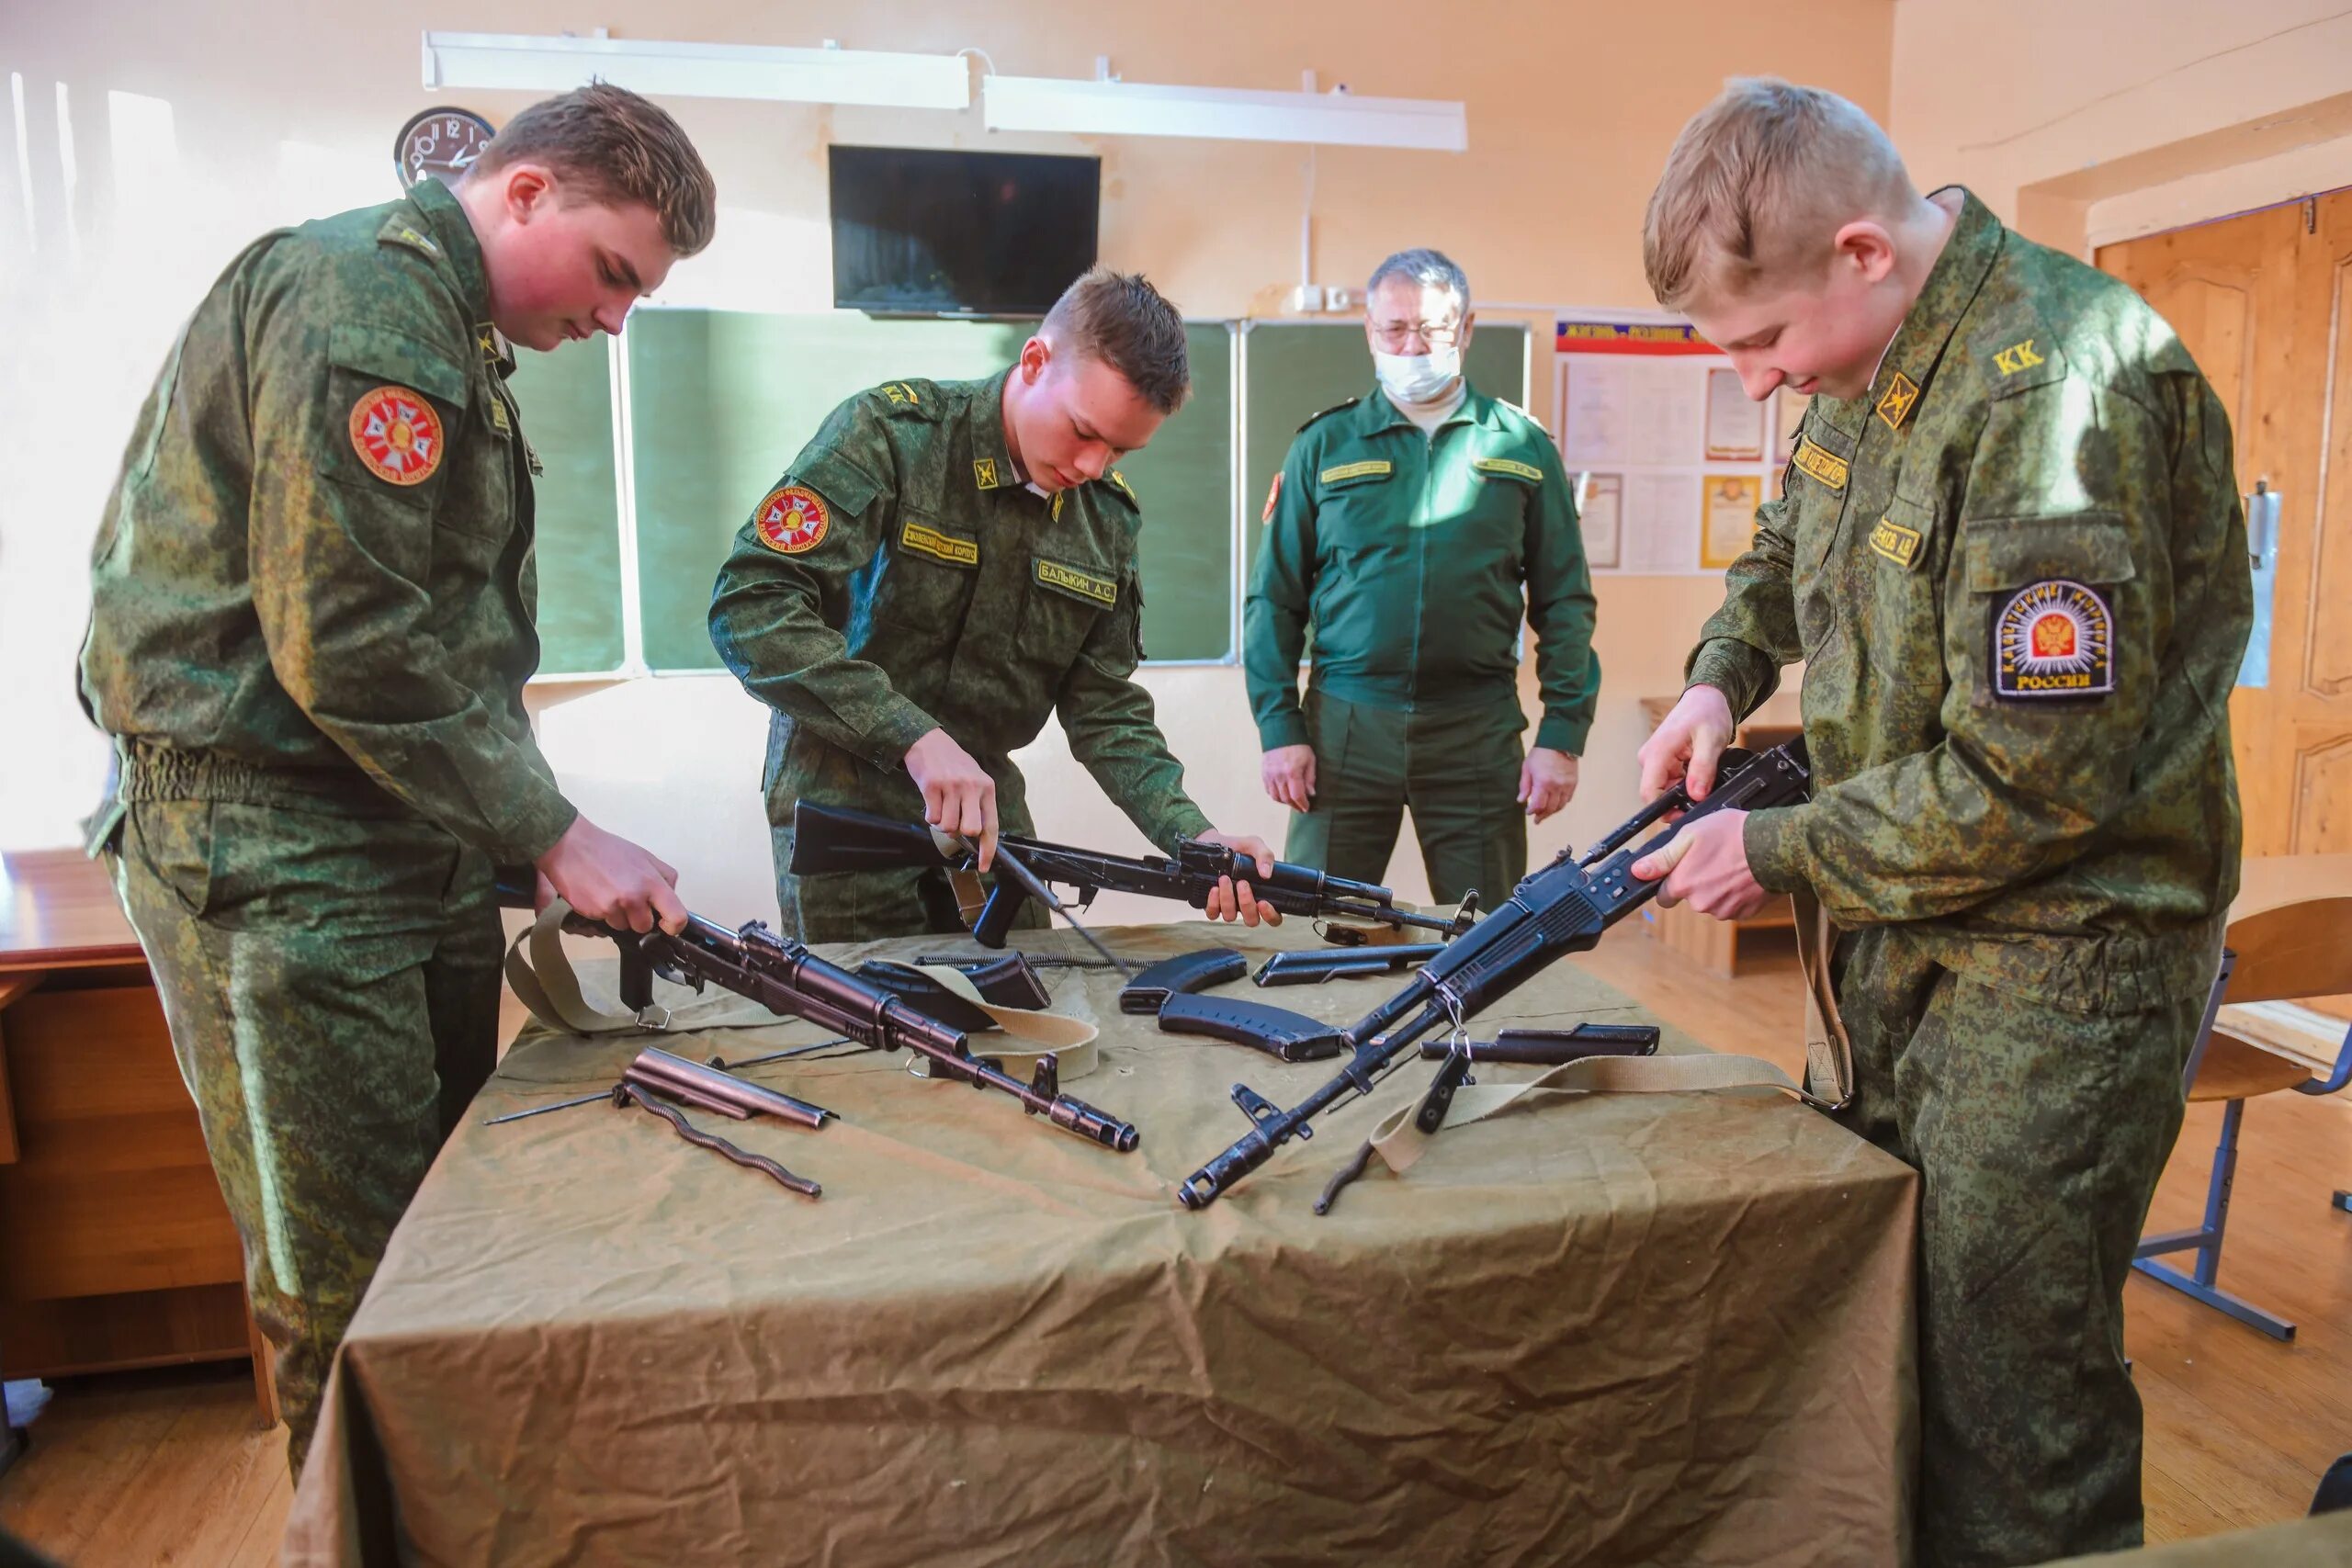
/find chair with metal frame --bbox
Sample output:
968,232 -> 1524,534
2132,854 -> 2352,1341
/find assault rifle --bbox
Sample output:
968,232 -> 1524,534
492,874 -> 1138,1153
790,801 -> 1478,948
1174,740 -> 1812,1209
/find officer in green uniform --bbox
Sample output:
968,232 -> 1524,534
1246,249 -> 1599,906
1634,83 -> 2250,1565
709,268 -> 1278,941
76,86 -> 716,1473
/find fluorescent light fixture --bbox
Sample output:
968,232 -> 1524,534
984,75 -> 1465,152
421,32 -> 970,110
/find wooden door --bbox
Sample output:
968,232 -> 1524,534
2099,189 -> 2352,859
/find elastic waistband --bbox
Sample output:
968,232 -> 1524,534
119,740 -> 405,817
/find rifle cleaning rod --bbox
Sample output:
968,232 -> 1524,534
988,842 -> 1136,978
482,1089 -> 611,1125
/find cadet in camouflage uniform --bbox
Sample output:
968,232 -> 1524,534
76,87 -> 716,1473
710,268 -> 1278,942
1248,249 -> 1599,904
1634,83 -> 2248,1566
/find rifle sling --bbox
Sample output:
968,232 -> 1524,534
1361,1048 -> 1811,1184
502,897 -> 647,1035
1354,896 -> 1856,1189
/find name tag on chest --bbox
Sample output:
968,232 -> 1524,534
1035,558 -> 1117,606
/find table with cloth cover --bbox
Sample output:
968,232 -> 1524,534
283,919 -> 1918,1567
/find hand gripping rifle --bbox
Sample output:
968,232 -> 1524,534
1174,740 -> 1812,1209
790,801 -> 1478,949
492,874 -> 1139,1153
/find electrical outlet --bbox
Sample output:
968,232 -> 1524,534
1324,286 -> 1355,312
1288,283 -> 1325,314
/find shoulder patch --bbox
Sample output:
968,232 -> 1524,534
867,380 -> 941,420
348,386 -> 444,485
1297,396 -> 1362,434
1973,322 -> 2068,399
1989,580 -> 2114,700
1107,469 -> 1138,504
377,220 -> 441,260
752,485 -> 831,555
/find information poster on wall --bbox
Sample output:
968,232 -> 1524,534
1555,317 -> 1795,575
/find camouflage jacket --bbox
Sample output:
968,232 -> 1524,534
78,178 -> 576,863
1688,188 -> 2251,1012
707,372 -> 1214,847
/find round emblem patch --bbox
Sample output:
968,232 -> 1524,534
1990,579 -> 2114,700
348,385 -> 444,485
753,485 -> 830,554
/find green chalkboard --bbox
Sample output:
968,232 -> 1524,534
1241,322 -> 1529,574
1117,321 -> 1233,661
624,310 -> 1237,671
506,336 -> 625,675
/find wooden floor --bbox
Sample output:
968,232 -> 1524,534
1577,927 -> 2352,1543
1,923 -> 2345,1563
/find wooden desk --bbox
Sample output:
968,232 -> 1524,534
1636,694 -> 1804,976
0,850 -> 267,1419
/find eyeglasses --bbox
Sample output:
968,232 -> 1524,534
1369,319 -> 1463,351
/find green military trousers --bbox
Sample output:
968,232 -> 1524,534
1828,927 -> 2207,1568
1283,688 -> 1528,908
109,796 -> 502,1478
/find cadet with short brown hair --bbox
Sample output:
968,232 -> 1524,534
1634,78 -> 2249,1566
710,266 -> 1280,939
78,84 -> 716,1474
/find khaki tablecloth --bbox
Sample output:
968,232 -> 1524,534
285,920 -> 1917,1566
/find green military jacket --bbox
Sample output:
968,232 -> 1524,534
78,178 -> 576,864
1245,381 -> 1600,754
1688,188 -> 2251,1013
707,372 -> 1214,848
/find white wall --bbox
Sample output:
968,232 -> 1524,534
3,0 -> 1895,923
1889,0 -> 2352,251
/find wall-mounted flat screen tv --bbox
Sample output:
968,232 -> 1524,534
830,145 -> 1102,316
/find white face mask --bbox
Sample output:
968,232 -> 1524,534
1374,345 -> 1462,406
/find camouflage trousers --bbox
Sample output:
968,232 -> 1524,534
109,799 -> 502,1478
1282,689 -> 1529,908
1831,926 -> 2205,1568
